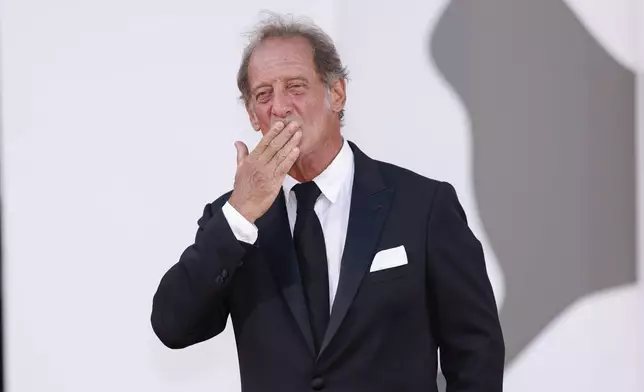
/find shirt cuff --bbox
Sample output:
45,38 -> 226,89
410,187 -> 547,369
222,201 -> 259,245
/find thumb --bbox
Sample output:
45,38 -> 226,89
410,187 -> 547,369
234,141 -> 249,166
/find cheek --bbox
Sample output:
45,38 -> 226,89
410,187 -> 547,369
296,95 -> 327,120
253,105 -> 272,129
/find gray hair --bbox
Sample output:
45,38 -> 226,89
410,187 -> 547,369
236,12 -> 349,121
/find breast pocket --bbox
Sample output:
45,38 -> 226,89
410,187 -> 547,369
367,245 -> 409,283
366,264 -> 409,283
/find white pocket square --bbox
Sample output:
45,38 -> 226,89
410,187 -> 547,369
369,245 -> 408,272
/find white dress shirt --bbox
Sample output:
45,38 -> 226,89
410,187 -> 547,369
222,138 -> 355,309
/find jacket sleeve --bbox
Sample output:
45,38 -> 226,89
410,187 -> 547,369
151,193 -> 252,349
426,182 -> 505,391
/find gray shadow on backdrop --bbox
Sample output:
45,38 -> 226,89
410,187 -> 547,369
431,0 -> 636,372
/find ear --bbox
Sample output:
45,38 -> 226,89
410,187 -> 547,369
329,78 -> 347,116
245,102 -> 261,132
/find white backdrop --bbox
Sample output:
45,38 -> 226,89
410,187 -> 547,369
1,0 -> 641,391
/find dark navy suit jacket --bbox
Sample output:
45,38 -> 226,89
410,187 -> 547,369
151,141 -> 505,392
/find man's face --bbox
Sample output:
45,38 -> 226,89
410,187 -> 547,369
246,36 -> 344,156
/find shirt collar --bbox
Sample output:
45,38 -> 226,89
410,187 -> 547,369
282,137 -> 353,204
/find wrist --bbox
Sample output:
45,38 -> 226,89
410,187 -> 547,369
228,194 -> 258,223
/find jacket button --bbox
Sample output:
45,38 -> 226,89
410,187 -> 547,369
215,276 -> 224,285
221,269 -> 228,279
311,377 -> 325,390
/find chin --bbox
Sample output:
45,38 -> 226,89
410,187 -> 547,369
297,142 -> 310,157
298,136 -> 318,154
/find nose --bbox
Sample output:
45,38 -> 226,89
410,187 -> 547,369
271,88 -> 293,118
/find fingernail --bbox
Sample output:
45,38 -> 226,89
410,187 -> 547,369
276,121 -> 284,129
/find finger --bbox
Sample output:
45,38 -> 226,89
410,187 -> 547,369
259,121 -> 300,162
251,121 -> 286,156
270,130 -> 301,168
274,145 -> 300,177
234,141 -> 249,166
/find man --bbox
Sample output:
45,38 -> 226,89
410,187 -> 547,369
151,13 -> 505,392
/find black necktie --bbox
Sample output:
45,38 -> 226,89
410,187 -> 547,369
292,181 -> 330,353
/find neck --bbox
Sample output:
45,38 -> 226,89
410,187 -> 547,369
288,131 -> 343,182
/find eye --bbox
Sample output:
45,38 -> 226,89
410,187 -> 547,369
288,83 -> 306,93
255,91 -> 271,103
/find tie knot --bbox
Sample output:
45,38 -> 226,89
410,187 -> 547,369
293,181 -> 321,211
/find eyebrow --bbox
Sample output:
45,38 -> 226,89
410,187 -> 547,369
251,83 -> 272,95
285,76 -> 309,84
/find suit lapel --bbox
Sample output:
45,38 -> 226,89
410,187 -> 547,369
318,142 -> 394,359
257,192 -> 316,356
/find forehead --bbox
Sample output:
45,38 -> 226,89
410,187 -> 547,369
247,36 -> 317,87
